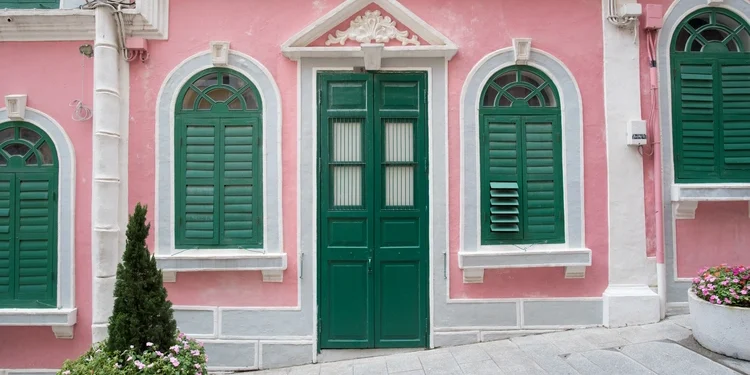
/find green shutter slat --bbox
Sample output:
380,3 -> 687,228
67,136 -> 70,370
221,121 -> 257,244
0,178 -> 11,299
675,63 -> 719,177
524,120 -> 562,239
489,182 -> 520,233
0,1 -> 59,9
487,122 -> 518,178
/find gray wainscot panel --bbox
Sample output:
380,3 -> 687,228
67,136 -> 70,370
203,341 -> 257,369
523,300 -> 603,326
260,343 -> 313,369
174,309 -> 215,336
435,301 -> 517,328
433,332 -> 480,347
220,309 -> 311,337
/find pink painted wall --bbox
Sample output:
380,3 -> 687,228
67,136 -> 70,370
126,0 -> 609,303
0,42 -> 93,368
638,0 -> 750,276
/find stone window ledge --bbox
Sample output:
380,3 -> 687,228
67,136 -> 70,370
671,183 -> 750,219
0,308 -> 77,339
458,247 -> 592,283
155,250 -> 287,283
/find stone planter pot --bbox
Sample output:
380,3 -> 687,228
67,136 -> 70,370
688,290 -> 750,360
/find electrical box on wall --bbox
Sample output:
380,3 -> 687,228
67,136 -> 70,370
627,120 -> 648,146
644,4 -> 664,30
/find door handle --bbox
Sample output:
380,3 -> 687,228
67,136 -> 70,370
368,257 -> 372,273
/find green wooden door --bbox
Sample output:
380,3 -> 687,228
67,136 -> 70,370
318,71 -> 429,349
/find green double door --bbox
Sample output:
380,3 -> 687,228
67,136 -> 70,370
318,71 -> 429,349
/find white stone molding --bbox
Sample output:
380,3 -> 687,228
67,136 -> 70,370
52,325 -> 75,339
674,201 -> 699,219
210,41 -> 230,66
281,0 -> 457,61
154,50 -> 286,281
162,271 -> 177,283
671,184 -> 750,219
564,266 -> 586,279
512,38 -> 532,65
0,0 -> 168,41
325,10 -> 420,46
462,269 -> 484,284
0,108 -> 77,338
4,95 -> 27,120
361,43 -> 384,70
459,249 -> 592,283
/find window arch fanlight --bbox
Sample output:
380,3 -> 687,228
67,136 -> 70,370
671,8 -> 750,183
479,65 -> 564,245
0,121 -> 59,308
174,68 -> 264,249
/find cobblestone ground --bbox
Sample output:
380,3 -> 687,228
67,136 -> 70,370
247,315 -> 750,375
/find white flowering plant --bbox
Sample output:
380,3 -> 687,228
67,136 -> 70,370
58,332 -> 208,375
692,265 -> 750,307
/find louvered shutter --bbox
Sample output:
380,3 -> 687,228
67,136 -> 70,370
482,116 -> 523,241
523,118 -> 564,241
15,174 -> 56,303
720,64 -> 750,177
674,62 -> 719,180
221,118 -> 261,246
177,119 -> 220,246
0,175 -> 12,301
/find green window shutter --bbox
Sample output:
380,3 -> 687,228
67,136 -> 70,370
523,118 -> 564,241
15,174 -> 56,304
0,1 -> 59,9
177,119 -> 220,246
175,68 -> 263,249
673,62 -> 719,180
720,63 -> 750,176
480,66 -> 565,245
220,118 -> 262,246
0,176 -> 12,301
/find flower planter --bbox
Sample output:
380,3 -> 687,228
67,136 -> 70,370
688,290 -> 750,360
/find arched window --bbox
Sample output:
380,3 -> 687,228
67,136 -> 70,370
175,68 -> 263,248
479,66 -> 564,245
671,8 -> 750,182
0,122 -> 58,308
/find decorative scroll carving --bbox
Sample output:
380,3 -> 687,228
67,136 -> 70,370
325,10 -> 420,46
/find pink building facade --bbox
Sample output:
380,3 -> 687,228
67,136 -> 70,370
0,0 -> 748,371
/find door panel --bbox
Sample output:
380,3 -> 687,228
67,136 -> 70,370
319,72 -> 428,349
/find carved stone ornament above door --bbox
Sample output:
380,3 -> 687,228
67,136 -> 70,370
325,10 -> 420,46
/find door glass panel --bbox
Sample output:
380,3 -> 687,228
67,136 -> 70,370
333,166 -> 362,207
38,142 -> 54,165
0,128 -> 14,144
384,120 -> 415,207
20,128 -> 40,144
26,153 -> 38,166
331,120 -> 363,207
4,143 -> 30,156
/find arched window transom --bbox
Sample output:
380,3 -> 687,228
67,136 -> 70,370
482,68 -> 558,108
180,70 -> 260,112
673,8 -> 750,53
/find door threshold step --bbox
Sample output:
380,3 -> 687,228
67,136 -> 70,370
317,348 -> 425,363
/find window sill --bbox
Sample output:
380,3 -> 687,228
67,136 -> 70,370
458,247 -> 592,283
155,250 -> 288,283
0,307 -> 77,339
671,183 -> 750,219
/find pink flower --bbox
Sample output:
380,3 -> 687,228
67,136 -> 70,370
63,371 -> 70,375
146,342 -> 153,347
134,360 -> 146,370
171,345 -> 180,353
114,363 -> 122,369
184,343 -> 190,349
199,342 -> 204,347
155,351 -> 163,357
725,298 -> 732,304
742,290 -> 748,295
191,349 -> 200,356
733,278 -> 740,283
195,364 -> 202,369
148,364 -> 154,368
127,356 -> 133,362
170,357 -> 180,367
179,332 -> 185,338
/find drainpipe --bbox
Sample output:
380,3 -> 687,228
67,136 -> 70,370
90,3 -> 122,343
646,29 -> 667,320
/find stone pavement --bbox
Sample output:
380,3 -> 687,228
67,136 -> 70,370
247,315 -> 750,375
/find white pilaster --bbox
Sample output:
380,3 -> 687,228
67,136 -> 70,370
91,4 -> 122,343
602,0 -> 659,327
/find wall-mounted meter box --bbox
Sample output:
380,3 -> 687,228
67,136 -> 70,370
627,120 -> 648,146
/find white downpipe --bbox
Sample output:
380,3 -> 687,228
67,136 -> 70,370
91,4 -> 122,343
658,263 -> 667,318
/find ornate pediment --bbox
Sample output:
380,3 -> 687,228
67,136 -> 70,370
325,10 -> 420,46
281,0 -> 457,62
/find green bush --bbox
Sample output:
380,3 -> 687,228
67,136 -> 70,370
107,203 -> 177,353
58,332 -> 208,375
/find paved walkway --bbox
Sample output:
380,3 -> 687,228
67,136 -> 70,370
249,315 -> 750,375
